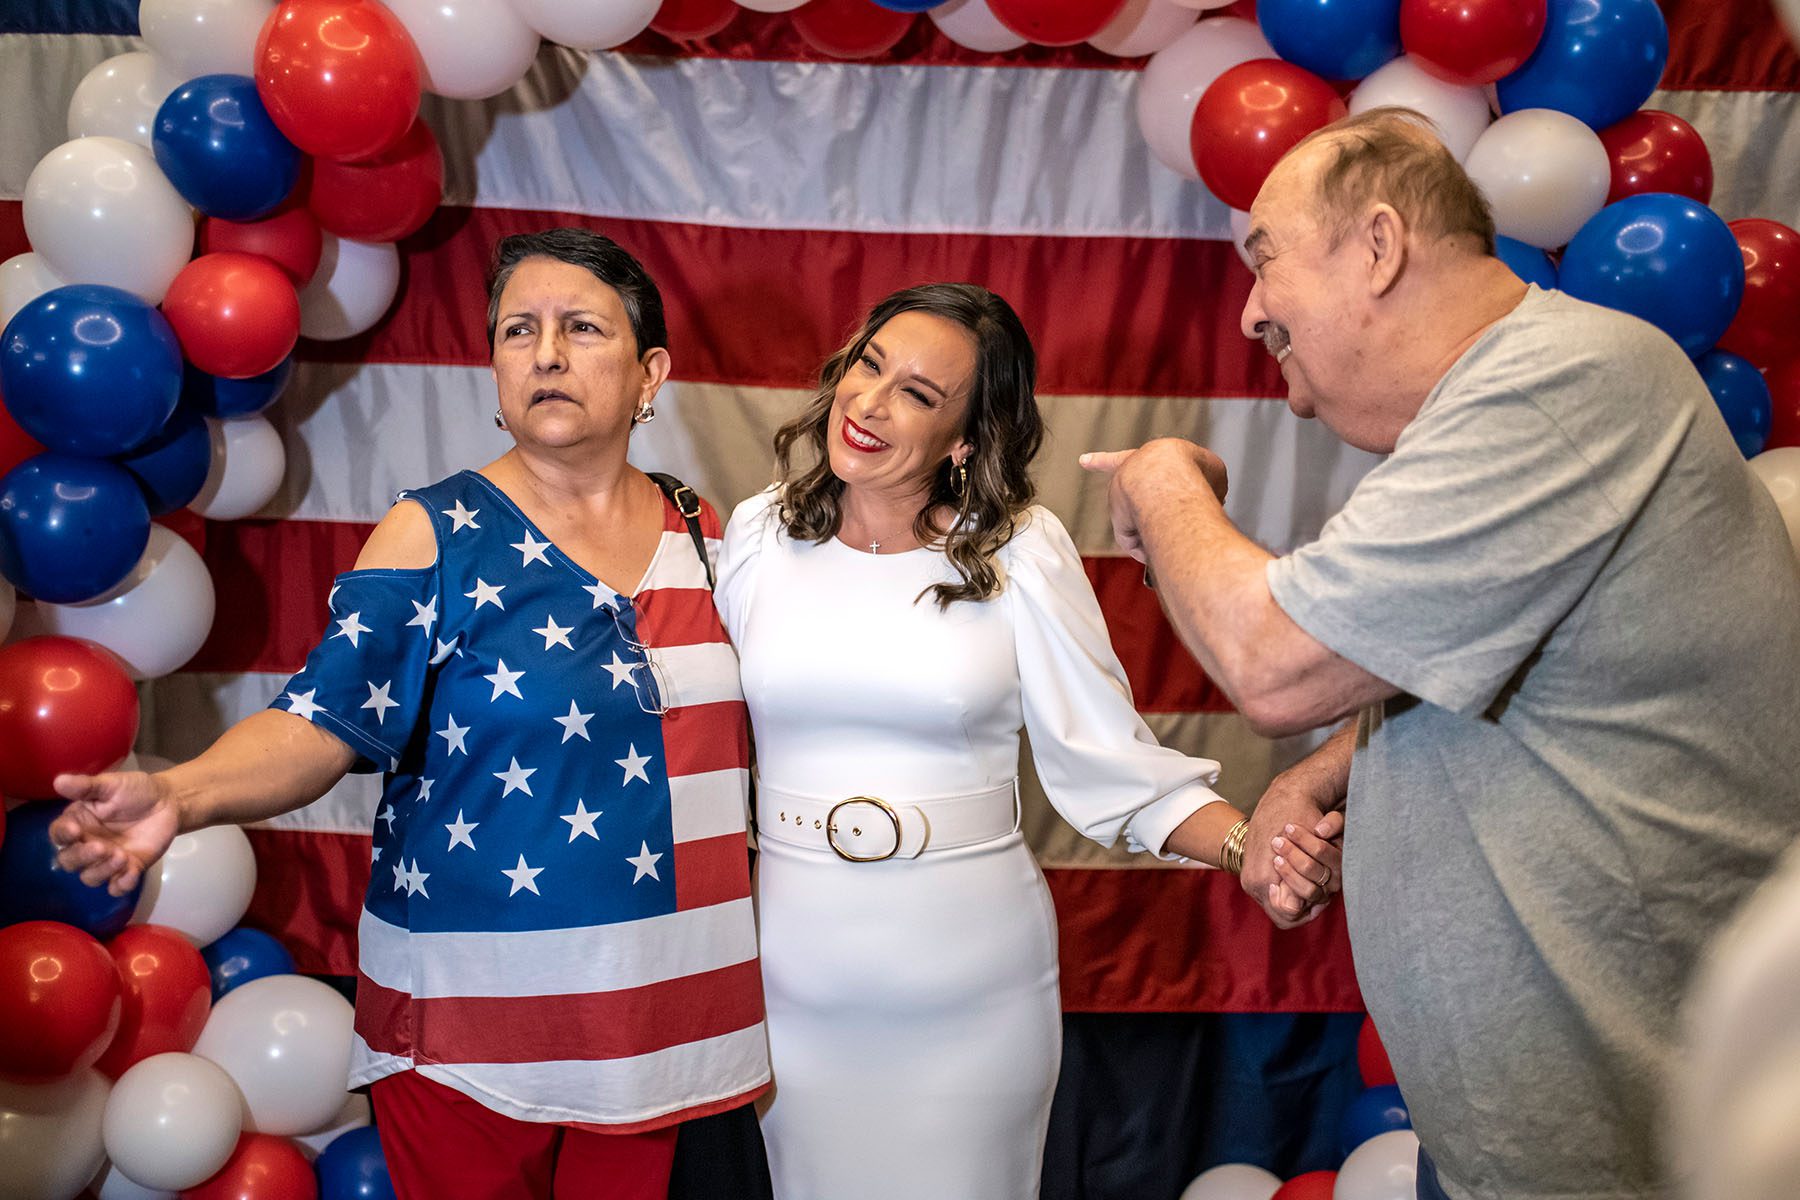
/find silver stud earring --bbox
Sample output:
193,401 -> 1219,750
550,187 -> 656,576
633,402 -> 656,425
493,408 -> 507,430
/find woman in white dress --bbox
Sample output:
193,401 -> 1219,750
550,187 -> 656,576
715,284 -> 1341,1200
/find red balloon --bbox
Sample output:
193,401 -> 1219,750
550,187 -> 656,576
792,0 -> 915,58
0,393 -> 46,480
306,118 -> 444,243
988,0 -> 1128,46
255,0 -> 423,162
1272,1171 -> 1339,1200
1190,59 -> 1347,212
651,0 -> 739,40
1357,1015 -> 1396,1087
0,637 -> 140,800
1765,359 -> 1800,450
161,253 -> 302,381
1401,0 -> 1546,86
1718,219 -> 1800,369
1598,110 -> 1712,205
201,202 -> 325,286
183,1132 -> 319,1200
0,920 -> 123,1082
95,925 -> 212,1079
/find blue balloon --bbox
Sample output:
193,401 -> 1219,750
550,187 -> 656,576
0,284 -> 183,457
1259,0 -> 1401,82
182,356 -> 294,419
1495,235 -> 1558,290
1696,349 -> 1774,458
1559,194 -> 1746,358
0,800 -> 142,938
1496,0 -> 1669,131
115,404 -> 211,516
152,74 -> 301,221
0,454 -> 152,603
1338,1084 -> 1411,1159
202,927 -> 297,1001
317,1126 -> 398,1200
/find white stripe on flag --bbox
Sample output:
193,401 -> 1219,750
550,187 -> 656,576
268,362 -> 1378,556
357,898 -> 759,997
671,768 -> 751,843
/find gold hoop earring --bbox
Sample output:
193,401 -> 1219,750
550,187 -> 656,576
952,460 -> 969,497
494,408 -> 507,430
633,402 -> 656,425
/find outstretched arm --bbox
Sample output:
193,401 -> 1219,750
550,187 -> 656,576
1082,439 -> 1397,736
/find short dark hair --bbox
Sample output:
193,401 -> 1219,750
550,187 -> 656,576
772,282 -> 1044,609
485,228 -> 668,354
1299,107 -> 1497,255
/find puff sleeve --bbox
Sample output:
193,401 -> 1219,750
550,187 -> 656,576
1004,507 -> 1228,859
715,486 -> 780,645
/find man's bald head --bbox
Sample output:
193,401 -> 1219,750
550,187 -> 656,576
1269,107 -> 1497,257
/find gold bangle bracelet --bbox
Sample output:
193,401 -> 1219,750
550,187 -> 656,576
1220,818 -> 1251,875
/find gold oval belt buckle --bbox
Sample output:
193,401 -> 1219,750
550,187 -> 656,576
826,796 -> 901,863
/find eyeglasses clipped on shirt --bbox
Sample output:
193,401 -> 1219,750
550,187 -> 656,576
604,601 -> 671,716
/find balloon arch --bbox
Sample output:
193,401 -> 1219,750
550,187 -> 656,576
3,0 -> 1800,1197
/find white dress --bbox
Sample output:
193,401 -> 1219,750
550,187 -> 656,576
715,488 -> 1225,1200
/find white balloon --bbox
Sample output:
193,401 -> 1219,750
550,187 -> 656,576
189,416 -> 287,521
1334,1129 -> 1421,1200
139,0 -> 276,79
1349,56 -> 1492,163
291,1091 -> 372,1159
1178,1161 -> 1283,1200
1091,0 -> 1200,58
299,234 -> 401,341
384,0 -> 541,98
736,0 -> 807,11
1749,446 -> 1800,560
131,822 -> 259,947
1463,108 -> 1610,251
929,0 -> 1027,50
1229,206 -> 1254,271
22,136 -> 195,305
66,52 -> 182,149
33,526 -> 216,680
0,580 -> 13,643
512,0 -> 659,50
101,1053 -> 243,1192
0,251 -> 68,334
193,975 -> 355,1136
94,1160 -> 177,1200
0,1071 -> 111,1200
1136,17 -> 1276,180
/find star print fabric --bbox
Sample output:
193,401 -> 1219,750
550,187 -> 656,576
271,471 -> 766,1129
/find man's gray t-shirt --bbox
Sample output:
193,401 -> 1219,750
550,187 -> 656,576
1265,287 -> 1800,1200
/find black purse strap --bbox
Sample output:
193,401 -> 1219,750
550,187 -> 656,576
647,472 -> 715,590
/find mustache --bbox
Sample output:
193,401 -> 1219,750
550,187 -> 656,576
1261,322 -> 1292,362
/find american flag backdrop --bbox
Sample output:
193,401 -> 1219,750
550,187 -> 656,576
3,0 -> 1798,1023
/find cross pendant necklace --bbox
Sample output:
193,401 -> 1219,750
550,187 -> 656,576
868,538 -> 881,554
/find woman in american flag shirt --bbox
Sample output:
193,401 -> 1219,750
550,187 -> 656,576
47,229 -> 767,1200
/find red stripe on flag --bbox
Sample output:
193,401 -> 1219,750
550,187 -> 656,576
1086,556 -> 1234,714
637,587 -> 731,648
661,699 -> 752,777
355,958 -> 766,1062
244,826 -> 370,975
1046,867 -> 1362,1012
292,205 -> 1281,400
675,832 -> 755,912
1662,0 -> 1800,92
242,827 -> 1360,1011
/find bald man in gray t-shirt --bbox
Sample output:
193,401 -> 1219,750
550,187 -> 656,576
1087,110 -> 1800,1200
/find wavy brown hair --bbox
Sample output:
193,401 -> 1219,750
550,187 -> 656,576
772,283 -> 1043,609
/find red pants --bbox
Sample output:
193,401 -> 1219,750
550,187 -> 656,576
370,1071 -> 678,1200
